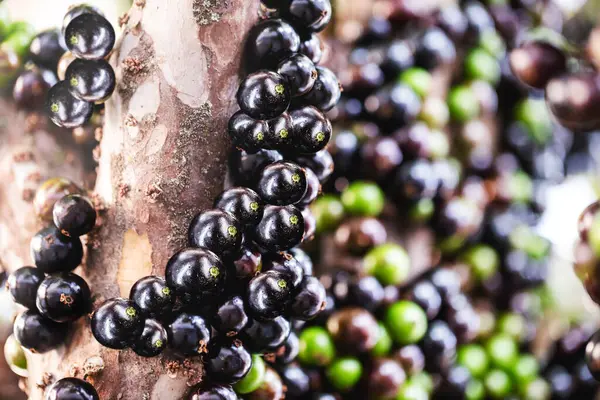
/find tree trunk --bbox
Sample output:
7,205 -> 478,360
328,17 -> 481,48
1,0 -> 259,398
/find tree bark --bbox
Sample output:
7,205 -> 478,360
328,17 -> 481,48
0,0 -> 259,399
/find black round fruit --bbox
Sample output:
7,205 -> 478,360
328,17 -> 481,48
279,363 -> 311,397
302,67 -> 342,112
45,81 -> 94,128
277,54 -> 318,97
229,149 -> 284,187
246,270 -> 294,320
213,296 -> 249,335
274,331 -> 300,365
244,19 -> 301,70
165,247 -> 228,299
266,112 -> 294,151
289,248 -> 313,276
256,161 -> 308,206
7,266 -> 45,309
297,167 -> 320,207
53,194 -> 96,237
284,0 -> 332,32
188,210 -> 243,258
13,310 -> 68,353
91,298 -> 144,349
228,111 -> 269,153
205,340 -> 253,384
405,280 -> 442,320
62,4 -> 104,35
263,252 -> 304,289
29,29 -> 66,70
241,316 -> 291,352
421,320 -> 457,373
586,330 -> 600,380
30,226 -> 83,273
288,276 -> 326,320
167,312 -> 212,355
131,319 -> 168,358
36,272 -> 91,323
289,106 -> 332,154
45,377 -> 99,400
347,276 -> 384,311
215,187 -> 265,229
290,149 -> 334,183
299,33 -> 323,64
65,13 -> 115,60
65,58 -> 116,103
13,68 -> 56,110
129,276 -> 174,319
232,247 -> 263,281
190,384 -> 238,400
237,70 -> 291,120
253,205 -> 304,252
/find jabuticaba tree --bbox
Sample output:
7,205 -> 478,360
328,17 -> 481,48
0,0 -> 258,398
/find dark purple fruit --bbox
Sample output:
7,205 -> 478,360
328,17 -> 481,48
347,276 -> 384,311
13,310 -> 68,353
546,73 -> 600,132
237,70 -> 291,120
241,316 -> 291,352
334,217 -> 387,256
266,112 -> 294,151
289,106 -> 332,154
45,81 -> 94,128
91,298 -> 144,349
129,276 -> 174,319
263,252 -> 304,289
228,111 -> 270,153
213,296 -> 249,335
7,266 -> 45,309
45,378 -> 99,400
245,19 -> 300,70
229,149 -> 283,187
165,247 -> 228,299
586,330 -> 600,380
283,0 -> 332,32
215,187 -> 265,229
30,226 -> 83,273
302,67 -> 341,112
405,280 -> 442,320
289,248 -> 313,275
509,41 -> 567,89
35,272 -> 91,322
13,68 -> 56,109
29,29 -> 65,70
421,321 -> 457,373
52,194 -> 96,237
297,167 -> 320,207
232,247 -> 263,281
205,340 -> 252,384
256,161 -> 308,206
277,54 -> 318,96
246,271 -> 294,320
415,27 -> 456,70
288,276 -> 326,320
65,58 -> 116,102
360,136 -> 403,182
394,345 -> 425,375
131,318 -> 168,357
190,384 -> 237,400
65,13 -> 115,60
62,4 -> 104,35
253,205 -> 304,252
290,149 -> 334,183
188,210 -> 243,258
279,363 -> 310,397
299,33 -> 323,64
167,312 -> 212,355
326,308 -> 379,353
366,358 -> 406,399
274,331 -> 300,365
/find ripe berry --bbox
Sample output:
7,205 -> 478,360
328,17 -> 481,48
232,247 -> 263,281
245,19 -> 300,70
215,187 -> 264,229
7,266 -> 45,309
30,226 -> 83,273
129,276 -> 174,319
131,318 -> 168,357
228,111 -> 269,153
284,0 -> 332,32
13,310 -> 67,353
13,68 -> 56,109
36,272 -> 91,323
302,208 -> 316,241
256,161 -> 308,205
167,312 -> 212,355
46,81 -> 94,128
165,247 -> 228,299
91,298 -> 144,349
366,358 -> 406,399
45,378 -> 99,400
509,41 -> 566,89
265,115 -> 294,155
237,70 -> 291,120
277,54 -> 318,97
346,276 -> 384,311
188,210 -> 243,258
415,27 -> 456,70
279,363 -> 310,397
29,29 -> 65,70
205,340 -> 253,384
297,167 -> 320,207
393,159 -> 439,202
274,331 -> 300,364
253,205 -> 304,252
405,280 -> 442,320
289,276 -> 326,320
422,320 -> 457,373
290,149 -> 334,183
213,296 -> 249,335
299,33 -> 323,64
289,248 -> 313,275
190,385 -> 237,400
229,149 -> 283,187
302,67 -> 341,112
65,59 -> 116,102
263,252 -> 304,289
62,4 -> 104,35
65,13 -> 115,60
53,194 -> 96,237
241,316 -> 291,352
246,271 -> 294,320
289,106 -> 332,154
34,177 -> 82,222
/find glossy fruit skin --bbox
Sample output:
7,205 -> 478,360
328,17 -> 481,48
335,217 -> 387,256
405,280 -> 442,320
284,0 -> 332,32
278,363 -> 310,397
13,310 -> 68,353
291,149 -> 334,183
302,67 -> 341,112
586,330 -> 600,380
45,378 -> 99,400
299,33 -> 323,64
326,308 -> 379,353
167,312 -> 212,355
367,358 -> 407,399
263,252 -> 304,289
256,161 -> 307,206
215,187 -> 264,229
266,112 -> 294,151
546,73 -> 600,132
165,247 -> 228,300
13,68 -> 56,109
244,19 -> 300,70
289,248 -> 313,276
277,54 -> 318,97
241,316 -> 291,352
415,27 -> 456,70
29,29 -> 65,70
297,167 -> 321,207
65,58 -> 116,102
247,367 -> 285,400
228,111 -> 269,153
188,210 -> 243,258
229,149 -> 283,187
129,276 -> 174,319
346,276 -> 384,311
237,70 -> 291,120
274,331 -> 300,364
46,80 -> 94,128
190,384 -> 237,400
289,106 -> 332,154
65,13 -> 115,60
422,321 -> 458,373
232,247 -> 263,281
367,84 -> 422,127
53,194 -> 96,237
131,318 -> 168,357
35,272 -> 91,323
213,296 -> 249,335
246,270 -> 294,320
62,4 -> 104,35
253,205 -> 304,252
7,266 -> 45,309
288,276 -> 326,320
205,340 -> 252,384
30,226 -> 83,273
91,298 -> 144,349
34,178 -> 81,222
509,41 -> 566,89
